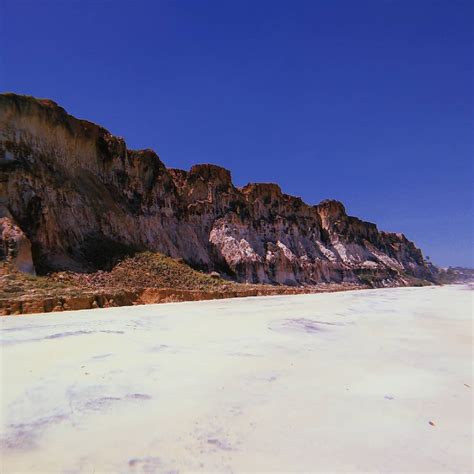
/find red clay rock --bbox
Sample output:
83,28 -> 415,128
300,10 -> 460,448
64,296 -> 94,311
21,300 -> 45,314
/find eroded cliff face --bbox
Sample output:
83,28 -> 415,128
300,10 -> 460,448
0,93 -> 434,285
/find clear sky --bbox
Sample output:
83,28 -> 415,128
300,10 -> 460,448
1,0 -> 472,267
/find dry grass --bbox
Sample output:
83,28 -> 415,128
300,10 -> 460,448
0,265 -> 71,298
49,252 -> 235,292
1,252 -> 241,301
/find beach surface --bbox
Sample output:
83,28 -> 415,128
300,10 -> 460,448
1,285 -> 472,473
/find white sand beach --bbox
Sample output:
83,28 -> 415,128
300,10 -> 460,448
1,285 -> 472,473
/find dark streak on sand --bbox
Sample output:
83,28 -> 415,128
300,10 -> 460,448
128,456 -> 161,469
227,352 -> 262,358
274,317 -> 347,334
83,397 -> 122,411
150,344 -> 170,352
92,353 -> 113,360
0,414 -> 69,451
1,392 -> 153,451
207,438 -> 233,451
269,318 -> 326,334
46,330 -> 125,339
83,393 -> 152,411
127,393 -> 152,400
2,330 -> 125,345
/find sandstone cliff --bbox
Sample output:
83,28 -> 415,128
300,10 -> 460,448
0,93 -> 435,286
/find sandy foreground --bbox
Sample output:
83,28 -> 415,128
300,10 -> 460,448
0,285 -> 472,473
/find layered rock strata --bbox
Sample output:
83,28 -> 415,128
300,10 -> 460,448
0,93 -> 434,285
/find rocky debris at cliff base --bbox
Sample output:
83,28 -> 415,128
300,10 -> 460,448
0,251 -> 376,315
0,282 -> 363,316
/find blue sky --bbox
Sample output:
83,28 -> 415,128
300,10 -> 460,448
1,0 -> 472,267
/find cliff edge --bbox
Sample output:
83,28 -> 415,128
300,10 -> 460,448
0,93 -> 436,287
